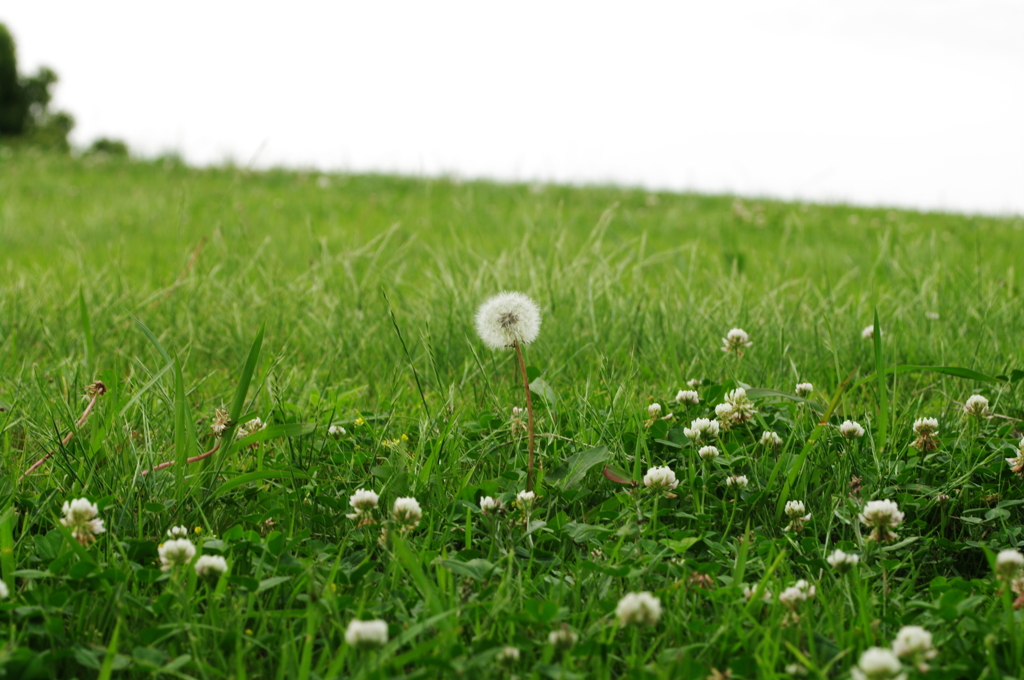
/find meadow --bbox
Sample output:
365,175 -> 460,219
1,150 -> 1024,679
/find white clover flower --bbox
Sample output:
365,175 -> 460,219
721,328 -> 753,356
210,408 -> 231,436
643,465 -> 679,492
548,625 -> 578,651
698,445 -> 719,461
839,420 -> 866,439
963,394 -> 989,418
392,497 -> 422,529
892,625 -> 935,660
826,549 -> 860,574
726,475 -> 749,490
995,549 -> 1024,580
675,390 -> 699,405
722,388 -> 756,423
785,500 -> 807,518
779,580 -> 815,609
861,325 -> 878,341
159,538 -> 197,571
743,583 -> 772,602
760,431 -> 783,448
785,663 -> 809,677
475,292 -> 542,350
60,498 -> 106,546
795,383 -> 813,398
479,496 -> 502,513
512,406 -> 523,417
516,490 -> 536,510
925,311 -> 939,320
495,646 -> 520,665
345,619 -> 389,649
328,424 -> 347,439
0,581 -> 8,599
913,418 -> 939,436
166,525 -> 189,540
1010,442 -> 1024,477
647,403 -> 662,418
851,647 -> 905,680
346,489 -> 379,520
194,554 -> 228,579
615,591 -> 662,626
687,378 -> 702,389
715,403 -> 734,421
684,418 -> 720,442
239,417 -> 267,438
859,499 -> 904,543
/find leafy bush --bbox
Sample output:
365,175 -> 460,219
0,23 -> 74,151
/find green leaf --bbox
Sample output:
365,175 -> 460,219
257,576 -> 292,592
79,287 -> 95,377
548,446 -> 611,490
131,315 -> 173,364
208,469 -> 310,500
230,423 -> 315,452
744,388 -> 824,411
529,377 -> 557,406
659,537 -> 702,554
391,535 -> 444,618
602,465 -> 633,485
217,323 -> 266,458
438,558 -> 495,582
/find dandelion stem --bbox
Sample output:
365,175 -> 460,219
141,441 -> 222,477
513,341 -> 536,492
22,391 -> 101,479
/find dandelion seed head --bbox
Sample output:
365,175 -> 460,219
475,292 -> 542,350
615,591 -> 662,626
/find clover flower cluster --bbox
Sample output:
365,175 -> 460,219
60,498 -> 105,546
721,328 -> 753,357
684,418 -> 719,443
784,500 -> 811,532
643,466 -> 679,493
860,499 -> 904,543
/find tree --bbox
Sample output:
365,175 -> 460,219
0,22 -> 74,150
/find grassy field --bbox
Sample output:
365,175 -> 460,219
1,150 -> 1023,679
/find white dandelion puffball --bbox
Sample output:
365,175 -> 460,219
826,549 -> 860,573
648,403 -> 662,418
479,496 -> 501,513
721,328 -> 753,355
475,291 -> 542,350
963,394 -> 989,417
516,490 -> 536,509
159,538 -> 197,571
760,431 -> 783,448
913,417 -> 938,436
892,626 -> 935,659
166,525 -> 189,540
195,554 -> 228,578
643,466 -> 679,492
347,489 -> 379,519
795,383 -> 813,398
328,424 -> 347,439
392,497 -> 422,528
345,619 -> 389,649
785,500 -> 807,518
60,498 -> 105,545
0,580 -> 8,599
839,420 -> 866,439
698,445 -> 719,461
861,325 -> 877,340
726,475 -> 749,490
684,418 -> 719,442
851,647 -> 905,680
615,591 -> 662,626
995,549 -> 1024,580
547,625 -> 578,650
675,390 -> 699,405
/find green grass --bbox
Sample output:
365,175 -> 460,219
1,150 -> 1023,679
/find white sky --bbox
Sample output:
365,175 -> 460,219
5,1 -> 1023,215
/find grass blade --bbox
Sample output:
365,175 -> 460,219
79,287 -> 95,377
873,308 -> 888,453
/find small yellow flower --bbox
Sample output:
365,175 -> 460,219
194,526 -> 202,534
354,417 -> 366,426
400,433 -> 409,441
245,629 -> 253,635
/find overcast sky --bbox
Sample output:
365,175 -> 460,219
4,1 -> 1022,215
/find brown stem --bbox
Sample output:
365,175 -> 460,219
514,341 -> 536,492
141,441 -> 221,477
21,393 -> 100,479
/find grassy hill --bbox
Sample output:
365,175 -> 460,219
0,151 -> 1023,678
